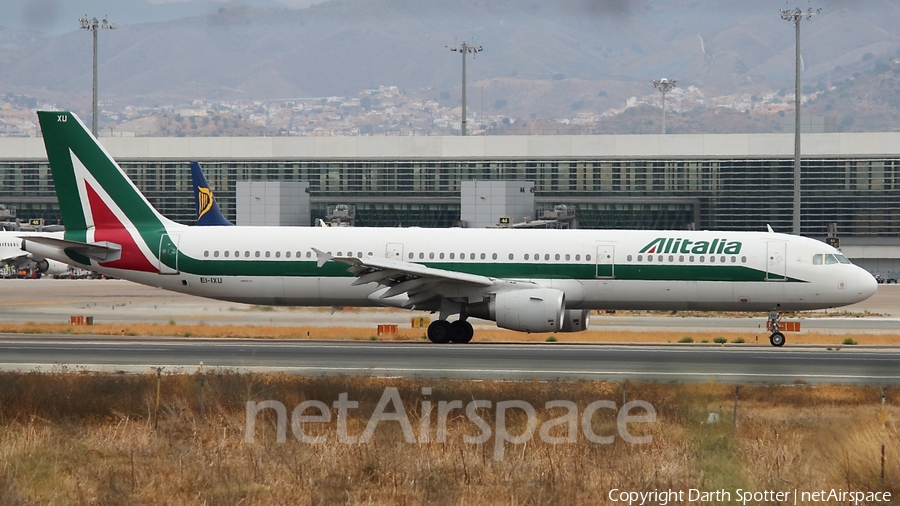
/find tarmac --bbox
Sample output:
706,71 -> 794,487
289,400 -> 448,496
1,278 -> 898,334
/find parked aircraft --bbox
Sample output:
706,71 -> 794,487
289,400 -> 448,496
23,111 -> 878,345
1,230 -> 68,276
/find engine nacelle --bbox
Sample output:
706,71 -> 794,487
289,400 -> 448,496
476,288 -> 565,333
34,258 -> 69,275
560,309 -> 591,332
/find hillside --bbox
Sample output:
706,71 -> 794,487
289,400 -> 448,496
1,0 -> 899,133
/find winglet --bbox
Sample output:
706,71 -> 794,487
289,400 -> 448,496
766,224 -> 774,233
312,248 -> 332,268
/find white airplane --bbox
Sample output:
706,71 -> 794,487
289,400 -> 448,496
23,111 -> 877,346
1,230 -> 69,277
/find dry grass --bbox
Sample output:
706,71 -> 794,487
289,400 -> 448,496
2,321 -> 900,346
0,373 -> 897,504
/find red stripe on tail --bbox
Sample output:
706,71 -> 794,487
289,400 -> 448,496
85,183 -> 159,273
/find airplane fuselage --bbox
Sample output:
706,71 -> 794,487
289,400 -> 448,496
47,226 -> 875,313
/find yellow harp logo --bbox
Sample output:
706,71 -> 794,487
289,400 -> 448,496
197,187 -> 215,218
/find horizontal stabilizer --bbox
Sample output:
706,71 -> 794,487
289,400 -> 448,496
21,236 -> 121,263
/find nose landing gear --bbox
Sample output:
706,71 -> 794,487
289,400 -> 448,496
766,311 -> 794,347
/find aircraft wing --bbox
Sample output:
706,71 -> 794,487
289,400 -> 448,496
313,248 -> 507,308
1,251 -> 32,266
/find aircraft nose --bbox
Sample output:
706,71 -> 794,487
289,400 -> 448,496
856,269 -> 878,302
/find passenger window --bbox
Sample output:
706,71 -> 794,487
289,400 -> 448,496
658,255 -> 663,262
419,252 -> 425,260
689,256 -> 695,262
575,254 -> 581,261
668,255 -> 674,262
524,254 -> 530,260
679,255 -> 684,262
358,252 -> 363,258
480,253 -> 486,260
627,255 -> 633,261
637,255 -> 642,261
204,251 -> 209,257
305,252 -> 311,258
255,251 -> 260,258
409,253 -> 414,259
449,253 -> 455,260
265,251 -> 271,258
508,253 -> 514,260
439,253 -> 445,259
741,256 -> 746,263
720,256 -> 726,263
213,251 -> 219,258
730,256 -> 736,263
555,254 -> 560,261
544,254 -> 550,261
470,253 -> 476,260
286,251 -> 291,258
565,254 -> 570,261
709,256 -> 715,263
648,255 -> 653,262
275,251 -> 281,258
492,253 -> 498,260
429,252 -> 434,259
699,256 -> 705,263
224,251 -> 230,258
296,251 -> 302,258
586,254 -> 591,261
824,254 -> 838,265
813,254 -> 823,265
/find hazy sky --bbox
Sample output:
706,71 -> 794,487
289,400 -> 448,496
1,0 -> 326,35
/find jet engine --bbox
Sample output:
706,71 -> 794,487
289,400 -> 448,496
560,309 -> 591,332
469,288 -> 565,333
34,258 -> 69,275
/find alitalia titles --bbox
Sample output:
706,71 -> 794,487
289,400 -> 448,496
640,237 -> 742,255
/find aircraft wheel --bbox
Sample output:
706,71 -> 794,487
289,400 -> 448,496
427,320 -> 453,344
449,320 -> 474,344
769,332 -> 786,347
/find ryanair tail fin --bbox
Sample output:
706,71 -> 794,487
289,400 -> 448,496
191,161 -> 234,226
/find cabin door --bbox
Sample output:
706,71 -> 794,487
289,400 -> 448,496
385,243 -> 404,261
595,245 -> 615,278
158,234 -> 180,275
766,241 -> 786,281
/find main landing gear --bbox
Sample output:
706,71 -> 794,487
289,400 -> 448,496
766,311 -> 786,347
427,319 -> 474,344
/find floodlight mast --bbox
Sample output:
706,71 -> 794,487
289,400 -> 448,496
79,15 -> 116,138
781,6 -> 821,236
652,78 -> 676,134
447,42 -> 482,136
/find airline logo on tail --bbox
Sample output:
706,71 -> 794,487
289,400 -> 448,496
197,187 -> 215,219
37,111 -> 179,272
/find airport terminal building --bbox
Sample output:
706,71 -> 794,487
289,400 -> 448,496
2,132 -> 899,275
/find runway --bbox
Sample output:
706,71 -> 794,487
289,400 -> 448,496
2,335 -> 899,384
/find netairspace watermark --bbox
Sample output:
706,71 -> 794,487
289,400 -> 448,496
244,387 -> 656,460
608,488 -> 892,505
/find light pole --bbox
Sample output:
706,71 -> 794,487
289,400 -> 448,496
79,14 -> 116,138
781,6 -> 820,235
652,78 -> 676,134
447,42 -> 482,136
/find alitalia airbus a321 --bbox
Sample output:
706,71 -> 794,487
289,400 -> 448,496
23,111 -> 878,346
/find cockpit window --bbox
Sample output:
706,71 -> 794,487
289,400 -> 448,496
813,254 -> 823,265
824,254 -> 839,265
835,254 -> 851,264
